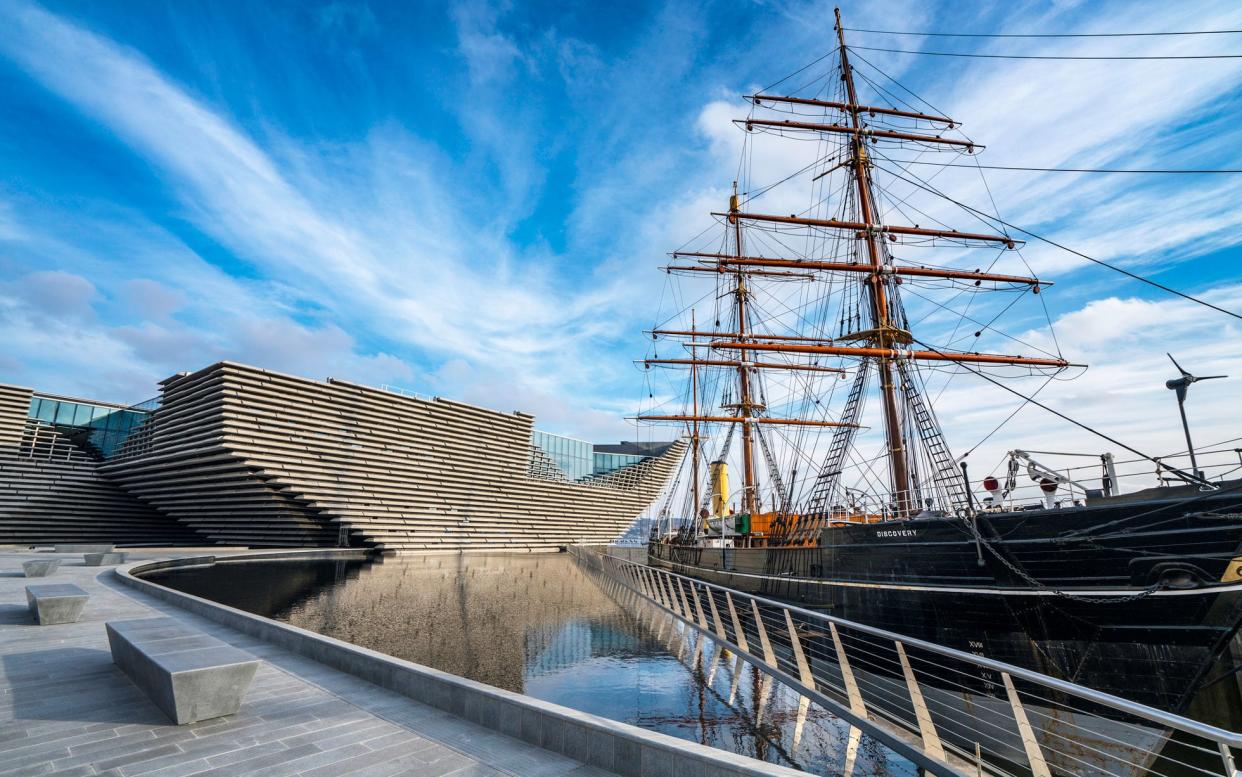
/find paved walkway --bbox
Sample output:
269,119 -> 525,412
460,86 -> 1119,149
0,549 -> 613,777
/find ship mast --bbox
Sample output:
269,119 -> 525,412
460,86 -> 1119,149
730,182 -> 760,516
637,8 -> 1072,528
834,8 -> 911,514
690,310 -> 701,525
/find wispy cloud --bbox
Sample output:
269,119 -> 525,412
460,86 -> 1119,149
0,0 -> 1237,463
0,0 -> 638,431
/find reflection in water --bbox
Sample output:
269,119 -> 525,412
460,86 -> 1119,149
145,553 -> 915,776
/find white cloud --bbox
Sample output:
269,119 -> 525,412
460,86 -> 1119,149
0,0 -> 643,435
0,0 -> 1238,469
452,1 -> 530,86
12,271 -> 95,318
119,279 -> 185,320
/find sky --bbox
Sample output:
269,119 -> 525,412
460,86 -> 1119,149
0,0 -> 1240,494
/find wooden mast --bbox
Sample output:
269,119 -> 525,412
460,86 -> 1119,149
708,212 -> 1016,248
707,340 -> 1069,367
645,358 -> 846,374
731,182 -> 760,516
836,7 -> 912,515
748,93 -> 956,126
635,415 -> 859,428
672,253 -> 1044,287
690,310 -> 701,528
637,8 -> 1071,525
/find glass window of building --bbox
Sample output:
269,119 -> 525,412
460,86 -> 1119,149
25,395 -> 153,459
592,452 -> 646,475
532,430 -> 593,480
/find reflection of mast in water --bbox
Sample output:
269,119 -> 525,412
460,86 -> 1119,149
609,584 -> 811,771
749,664 -> 770,762
696,646 -> 711,745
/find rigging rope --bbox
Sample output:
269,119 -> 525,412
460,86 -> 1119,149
886,160 -> 1242,174
876,163 -> 1242,322
911,336 -> 1213,488
844,27 -> 1242,39
753,422 -> 789,510
849,45 -> 1242,60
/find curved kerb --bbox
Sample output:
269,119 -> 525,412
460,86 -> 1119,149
114,550 -> 804,777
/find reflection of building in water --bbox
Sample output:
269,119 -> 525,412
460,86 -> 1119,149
142,557 -> 369,618
524,620 -> 645,677
149,553 -> 898,775
276,553 -> 640,692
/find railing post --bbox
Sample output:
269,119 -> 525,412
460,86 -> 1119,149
750,599 -> 778,667
726,591 -> 749,653
648,569 -> 670,610
648,569 -> 667,609
661,574 -> 681,616
637,567 -> 658,603
1001,672 -> 1051,777
1218,743 -> 1240,777
689,583 -> 710,631
784,609 -> 815,687
896,641 -> 945,762
706,589 -> 728,641
675,578 -> 693,623
829,622 -> 867,717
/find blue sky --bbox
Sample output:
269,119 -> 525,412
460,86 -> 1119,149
0,0 -> 1240,470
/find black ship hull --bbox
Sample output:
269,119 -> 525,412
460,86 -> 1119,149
649,486 -> 1242,719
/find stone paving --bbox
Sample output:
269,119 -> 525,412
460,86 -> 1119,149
0,549 -> 614,777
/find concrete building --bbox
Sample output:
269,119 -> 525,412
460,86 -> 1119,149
0,362 -> 683,551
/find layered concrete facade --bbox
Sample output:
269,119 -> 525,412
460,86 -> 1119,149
0,362 -> 683,551
0,384 -> 202,546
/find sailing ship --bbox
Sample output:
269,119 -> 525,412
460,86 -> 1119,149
638,10 -> 1242,720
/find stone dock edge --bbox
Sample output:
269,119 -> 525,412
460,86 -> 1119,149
116,549 -> 805,777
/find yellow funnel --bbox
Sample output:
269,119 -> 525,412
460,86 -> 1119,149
710,460 -> 728,517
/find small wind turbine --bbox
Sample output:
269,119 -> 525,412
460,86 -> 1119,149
1165,353 -> 1228,481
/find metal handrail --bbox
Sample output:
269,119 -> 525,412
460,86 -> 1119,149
379,384 -> 436,402
572,546 -> 970,776
572,545 -> 1242,777
982,447 -> 1242,510
635,550 -> 1242,745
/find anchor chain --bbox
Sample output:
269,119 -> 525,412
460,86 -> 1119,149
965,518 -> 1167,604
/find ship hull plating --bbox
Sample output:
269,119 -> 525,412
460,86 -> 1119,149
649,492 -> 1242,716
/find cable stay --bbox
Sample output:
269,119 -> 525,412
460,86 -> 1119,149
849,45 -> 1242,61
842,26 -> 1242,39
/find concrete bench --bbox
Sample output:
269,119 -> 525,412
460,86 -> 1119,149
22,559 -> 60,577
106,618 -> 260,725
85,552 -> 128,566
54,544 -> 114,553
25,584 -> 89,625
